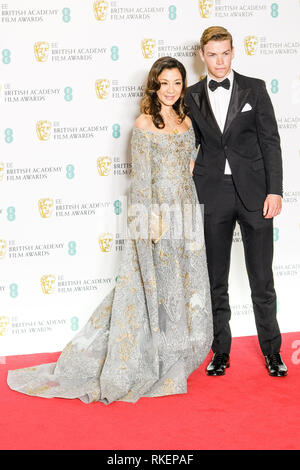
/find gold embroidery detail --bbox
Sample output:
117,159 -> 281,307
144,277 -> 156,293
118,274 -> 130,288
64,341 -> 74,354
185,303 -> 193,334
92,389 -> 100,402
91,305 -> 111,329
116,305 -> 140,362
159,249 -> 170,264
121,390 -> 133,401
163,378 -> 175,395
26,384 -> 51,396
183,272 -> 191,291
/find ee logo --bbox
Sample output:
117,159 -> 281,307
114,200 -> 122,215
112,124 -> 120,139
70,316 -> 79,331
168,5 -> 177,20
270,3 -> 279,18
111,46 -> 119,61
62,8 -> 71,22
271,79 -> 279,94
66,164 -> 75,179
2,49 -> 11,64
68,241 -> 77,256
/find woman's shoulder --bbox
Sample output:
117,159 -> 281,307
184,115 -> 192,128
134,114 -> 154,131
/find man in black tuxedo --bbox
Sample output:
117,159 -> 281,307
185,26 -> 287,377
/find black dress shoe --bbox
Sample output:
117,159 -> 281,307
265,353 -> 288,377
206,353 -> 230,376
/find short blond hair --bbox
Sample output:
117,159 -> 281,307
200,26 -> 233,51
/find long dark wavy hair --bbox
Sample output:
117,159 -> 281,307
140,56 -> 188,129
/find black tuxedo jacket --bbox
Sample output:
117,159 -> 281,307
185,71 -> 283,214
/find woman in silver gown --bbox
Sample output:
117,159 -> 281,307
7,57 -> 213,404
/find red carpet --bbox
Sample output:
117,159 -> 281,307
1,332 -> 299,450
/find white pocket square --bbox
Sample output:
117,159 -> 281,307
241,103 -> 252,112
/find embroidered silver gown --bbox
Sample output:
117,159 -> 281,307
7,126 -> 213,404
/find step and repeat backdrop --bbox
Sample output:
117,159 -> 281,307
1,0 -> 300,356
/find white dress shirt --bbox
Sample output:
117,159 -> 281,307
207,70 -> 234,175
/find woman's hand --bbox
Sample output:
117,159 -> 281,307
189,158 -> 195,175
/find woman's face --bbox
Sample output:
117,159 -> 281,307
156,67 -> 183,107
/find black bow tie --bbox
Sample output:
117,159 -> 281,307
208,78 -> 230,92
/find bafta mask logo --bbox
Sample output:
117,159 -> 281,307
95,79 -> 110,99
93,0 -> 109,21
141,39 -> 156,59
199,0 -> 213,18
38,198 -> 54,218
36,120 -> 52,141
98,233 -> 113,252
97,156 -> 112,176
244,36 -> 259,56
41,275 -> 56,294
0,239 -> 7,259
34,41 -> 50,62
0,162 -> 4,182
0,316 -> 10,336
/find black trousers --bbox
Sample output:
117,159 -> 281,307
200,175 -> 281,356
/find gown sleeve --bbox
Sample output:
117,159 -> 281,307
128,128 -> 160,334
191,143 -> 200,161
129,128 -> 152,237
190,125 -> 200,161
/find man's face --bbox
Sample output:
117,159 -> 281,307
199,39 -> 234,80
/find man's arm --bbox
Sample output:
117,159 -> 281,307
263,194 -> 282,219
185,92 -> 202,149
185,92 -> 202,175
255,81 -> 283,217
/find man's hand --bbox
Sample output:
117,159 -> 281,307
263,194 -> 282,219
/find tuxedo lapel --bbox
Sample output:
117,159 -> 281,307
190,72 -> 251,136
191,78 -> 222,135
223,72 -> 251,135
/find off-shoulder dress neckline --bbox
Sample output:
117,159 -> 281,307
133,125 -> 193,136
